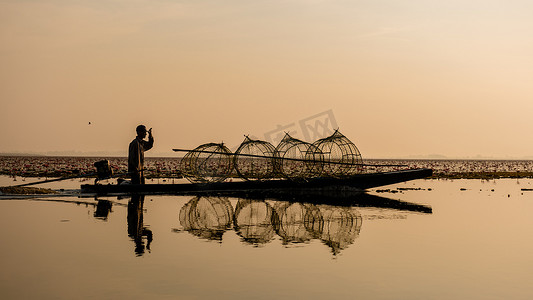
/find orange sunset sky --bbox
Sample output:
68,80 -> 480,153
1,0 -> 532,158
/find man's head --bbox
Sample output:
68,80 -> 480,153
136,125 -> 148,138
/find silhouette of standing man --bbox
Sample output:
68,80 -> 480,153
128,125 -> 154,184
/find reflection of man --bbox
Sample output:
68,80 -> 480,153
128,125 -> 154,184
127,194 -> 153,256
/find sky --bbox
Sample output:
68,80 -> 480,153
1,0 -> 532,159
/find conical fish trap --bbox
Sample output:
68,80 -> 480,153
313,130 -> 363,177
274,133 -> 324,180
180,143 -> 233,183
234,136 -> 276,181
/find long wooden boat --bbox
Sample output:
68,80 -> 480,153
81,168 -> 432,195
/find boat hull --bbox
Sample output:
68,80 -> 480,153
81,168 -> 433,195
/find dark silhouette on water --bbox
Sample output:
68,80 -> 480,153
179,196 -> 234,242
176,192 -> 426,255
127,194 -> 153,256
202,188 -> 433,214
270,200 -> 363,253
177,196 -> 363,254
94,200 -> 112,220
2,189 -> 430,256
128,125 -> 154,184
234,199 -> 277,245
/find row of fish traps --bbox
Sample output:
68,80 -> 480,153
179,129 -> 363,183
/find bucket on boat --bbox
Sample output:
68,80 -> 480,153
94,160 -> 113,183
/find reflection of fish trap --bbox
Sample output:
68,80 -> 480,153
180,143 -> 233,183
272,202 -> 314,244
274,133 -> 324,180
313,130 -> 363,177
179,196 -> 234,241
234,136 -> 276,181
233,200 -> 276,245
316,205 -> 362,255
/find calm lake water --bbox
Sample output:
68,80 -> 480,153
1,176 -> 533,299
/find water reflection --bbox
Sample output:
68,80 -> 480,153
312,205 -> 362,255
179,196 -> 233,241
127,194 -> 153,256
5,191 -> 430,256
273,202 -> 315,244
234,200 -> 276,245
94,200 -> 112,220
179,196 -> 370,254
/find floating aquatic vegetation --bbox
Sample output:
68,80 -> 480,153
0,186 -> 57,194
3,140 -> 533,181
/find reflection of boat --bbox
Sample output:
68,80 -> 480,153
176,192 -> 431,255
214,189 -> 432,214
81,168 -> 432,195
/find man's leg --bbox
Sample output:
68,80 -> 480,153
140,170 -> 145,184
131,172 -> 141,184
